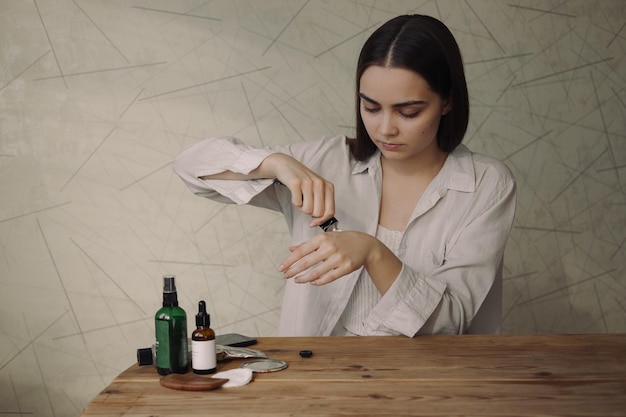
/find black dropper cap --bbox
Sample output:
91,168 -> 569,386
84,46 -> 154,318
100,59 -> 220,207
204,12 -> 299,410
196,300 -> 210,328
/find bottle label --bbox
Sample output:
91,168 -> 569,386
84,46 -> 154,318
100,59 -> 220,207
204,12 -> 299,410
155,319 -> 170,369
191,339 -> 216,371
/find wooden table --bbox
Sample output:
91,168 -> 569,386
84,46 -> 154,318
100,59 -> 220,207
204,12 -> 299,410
80,334 -> 626,416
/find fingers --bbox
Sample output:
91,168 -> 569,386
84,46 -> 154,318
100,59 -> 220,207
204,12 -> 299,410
298,178 -> 314,215
281,169 -> 334,226
279,234 -> 350,285
296,178 -> 334,221
307,181 -> 335,227
270,155 -> 334,222
308,267 -> 349,286
290,190 -> 303,209
279,242 -> 317,277
291,259 -> 351,286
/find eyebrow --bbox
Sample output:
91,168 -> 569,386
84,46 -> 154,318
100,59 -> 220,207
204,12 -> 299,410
358,92 -> 427,108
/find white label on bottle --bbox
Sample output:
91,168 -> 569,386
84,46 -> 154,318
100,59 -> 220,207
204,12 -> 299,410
191,339 -> 216,370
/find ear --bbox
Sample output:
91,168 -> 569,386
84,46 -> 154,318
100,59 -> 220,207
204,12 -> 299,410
442,98 -> 452,115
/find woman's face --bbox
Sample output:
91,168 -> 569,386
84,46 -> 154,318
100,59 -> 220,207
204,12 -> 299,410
359,65 -> 451,164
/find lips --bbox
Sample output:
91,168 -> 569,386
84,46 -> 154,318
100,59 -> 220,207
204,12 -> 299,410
380,141 -> 402,151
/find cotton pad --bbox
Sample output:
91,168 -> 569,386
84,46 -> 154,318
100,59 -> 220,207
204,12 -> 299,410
212,368 -> 253,387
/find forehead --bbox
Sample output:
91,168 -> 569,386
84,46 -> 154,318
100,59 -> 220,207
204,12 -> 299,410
359,65 -> 436,101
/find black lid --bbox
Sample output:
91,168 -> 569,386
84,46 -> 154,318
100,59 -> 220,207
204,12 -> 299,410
137,347 -> 153,365
196,300 -> 211,327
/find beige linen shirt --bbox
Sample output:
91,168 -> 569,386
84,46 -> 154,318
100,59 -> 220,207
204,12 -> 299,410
173,135 -> 516,337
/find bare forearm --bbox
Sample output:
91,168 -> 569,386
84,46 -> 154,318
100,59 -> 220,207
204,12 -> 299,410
364,236 -> 403,295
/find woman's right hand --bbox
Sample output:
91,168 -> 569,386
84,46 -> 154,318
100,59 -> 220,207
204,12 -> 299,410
260,153 -> 335,227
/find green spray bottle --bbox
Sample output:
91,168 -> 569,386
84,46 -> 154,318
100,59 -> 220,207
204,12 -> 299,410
155,275 -> 189,375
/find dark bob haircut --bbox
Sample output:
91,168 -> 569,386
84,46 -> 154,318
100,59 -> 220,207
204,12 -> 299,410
350,15 -> 469,161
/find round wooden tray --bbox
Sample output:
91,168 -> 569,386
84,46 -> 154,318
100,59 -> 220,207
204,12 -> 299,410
159,373 -> 229,391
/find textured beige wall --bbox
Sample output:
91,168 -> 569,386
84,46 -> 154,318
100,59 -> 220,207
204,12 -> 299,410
0,1 -> 624,416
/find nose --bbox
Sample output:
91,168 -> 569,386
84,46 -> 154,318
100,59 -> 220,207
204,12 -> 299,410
378,112 -> 398,137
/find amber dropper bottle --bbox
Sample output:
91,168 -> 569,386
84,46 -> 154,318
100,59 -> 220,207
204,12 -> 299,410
191,300 -> 217,374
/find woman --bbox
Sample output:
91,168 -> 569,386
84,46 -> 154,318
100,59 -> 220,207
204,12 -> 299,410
173,15 -> 516,337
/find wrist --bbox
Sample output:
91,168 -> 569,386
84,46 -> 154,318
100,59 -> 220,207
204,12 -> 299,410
365,236 -> 402,295
257,153 -> 283,178
364,235 -> 385,267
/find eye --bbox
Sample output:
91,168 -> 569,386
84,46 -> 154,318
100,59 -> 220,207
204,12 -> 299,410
399,110 -> 419,119
361,104 -> 379,114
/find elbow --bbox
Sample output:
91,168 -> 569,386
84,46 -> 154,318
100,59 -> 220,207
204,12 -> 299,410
416,291 -> 466,335
172,151 -> 188,179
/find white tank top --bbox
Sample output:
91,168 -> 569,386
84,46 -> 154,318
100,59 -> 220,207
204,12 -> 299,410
338,224 -> 403,335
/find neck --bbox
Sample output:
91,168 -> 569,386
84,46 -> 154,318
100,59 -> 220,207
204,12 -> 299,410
381,148 -> 448,179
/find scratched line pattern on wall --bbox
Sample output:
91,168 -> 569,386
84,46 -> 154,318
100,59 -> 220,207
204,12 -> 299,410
0,1 -> 624,416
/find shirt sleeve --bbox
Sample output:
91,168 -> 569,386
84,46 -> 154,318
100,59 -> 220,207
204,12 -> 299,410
362,168 -> 517,337
172,136 -> 283,208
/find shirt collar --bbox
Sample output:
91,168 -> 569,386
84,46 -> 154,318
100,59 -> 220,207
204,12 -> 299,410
350,143 -> 476,193
352,154 -> 377,175
440,144 -> 475,193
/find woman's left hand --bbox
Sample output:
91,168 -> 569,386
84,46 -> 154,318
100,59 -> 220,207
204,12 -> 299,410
278,231 -> 377,286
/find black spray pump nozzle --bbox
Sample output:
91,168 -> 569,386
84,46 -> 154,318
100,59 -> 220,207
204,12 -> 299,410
320,217 -> 340,232
163,275 -> 177,293
196,300 -> 210,327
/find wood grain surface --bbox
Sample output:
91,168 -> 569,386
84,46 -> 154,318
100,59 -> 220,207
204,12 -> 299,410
80,334 -> 626,417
